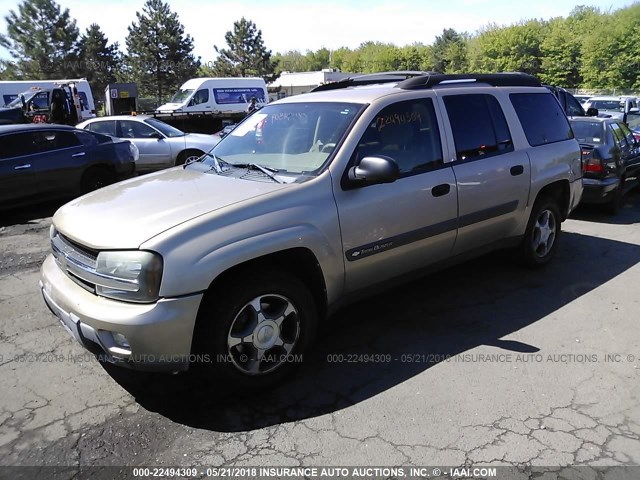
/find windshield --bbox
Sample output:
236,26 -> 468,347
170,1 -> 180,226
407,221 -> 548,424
170,89 -> 194,103
144,118 -> 184,137
200,102 -> 362,175
590,100 -> 622,112
571,121 -> 604,144
6,90 -> 37,108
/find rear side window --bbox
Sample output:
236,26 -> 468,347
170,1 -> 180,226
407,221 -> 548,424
443,94 -> 514,161
89,120 -> 117,136
510,93 -> 573,146
610,123 -> 629,148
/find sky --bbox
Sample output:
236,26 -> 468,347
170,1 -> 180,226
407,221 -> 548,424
0,0 -> 636,65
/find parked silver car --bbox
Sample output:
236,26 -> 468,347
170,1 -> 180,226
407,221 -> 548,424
77,115 -> 219,172
42,72 -> 582,389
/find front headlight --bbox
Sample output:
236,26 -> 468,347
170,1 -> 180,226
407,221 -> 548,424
95,251 -> 163,303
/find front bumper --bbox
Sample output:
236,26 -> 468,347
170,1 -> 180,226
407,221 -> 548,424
581,177 -> 619,204
40,254 -> 203,372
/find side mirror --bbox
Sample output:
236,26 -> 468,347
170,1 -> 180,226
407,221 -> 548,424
150,132 -> 163,140
586,107 -> 598,117
348,156 -> 400,187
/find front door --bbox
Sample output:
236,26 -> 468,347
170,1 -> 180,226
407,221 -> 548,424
333,98 -> 458,293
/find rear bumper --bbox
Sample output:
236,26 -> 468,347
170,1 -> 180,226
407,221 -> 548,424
581,177 -> 619,204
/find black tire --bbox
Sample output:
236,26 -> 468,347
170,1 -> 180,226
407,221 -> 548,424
81,166 -> 115,194
518,196 -> 562,268
605,177 -> 624,215
176,149 -> 204,166
191,271 -> 317,390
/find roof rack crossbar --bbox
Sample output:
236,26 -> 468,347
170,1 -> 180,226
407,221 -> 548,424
310,71 -> 440,92
397,72 -> 541,89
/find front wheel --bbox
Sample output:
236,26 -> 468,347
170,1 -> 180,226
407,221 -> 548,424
192,271 -> 317,390
518,196 -> 561,268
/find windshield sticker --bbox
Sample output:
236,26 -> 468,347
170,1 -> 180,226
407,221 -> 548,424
376,111 -> 422,131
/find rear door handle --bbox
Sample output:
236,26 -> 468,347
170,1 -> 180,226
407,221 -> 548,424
14,164 -> 31,170
510,165 -> 524,176
72,152 -> 86,157
432,183 -> 451,197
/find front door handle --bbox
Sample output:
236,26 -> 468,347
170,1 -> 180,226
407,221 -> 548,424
510,165 -> 524,176
72,152 -> 86,157
14,164 -> 31,170
432,183 -> 451,197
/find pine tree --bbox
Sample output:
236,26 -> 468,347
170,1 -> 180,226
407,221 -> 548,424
212,18 -> 278,81
76,24 -> 120,98
125,0 -> 200,104
0,0 -> 79,79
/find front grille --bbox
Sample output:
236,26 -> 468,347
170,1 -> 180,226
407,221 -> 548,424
51,231 -> 98,293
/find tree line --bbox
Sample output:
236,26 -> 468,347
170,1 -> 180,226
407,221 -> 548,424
0,0 -> 638,106
275,4 -> 640,92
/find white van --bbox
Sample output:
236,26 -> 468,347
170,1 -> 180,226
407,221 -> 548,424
157,77 -> 268,114
0,79 -> 96,118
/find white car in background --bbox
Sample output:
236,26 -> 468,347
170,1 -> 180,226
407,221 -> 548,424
77,115 -> 219,172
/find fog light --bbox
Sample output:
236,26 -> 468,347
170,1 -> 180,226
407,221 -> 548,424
112,332 -> 130,349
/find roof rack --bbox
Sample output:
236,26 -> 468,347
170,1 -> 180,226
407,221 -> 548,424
310,71 -> 441,92
397,72 -> 541,89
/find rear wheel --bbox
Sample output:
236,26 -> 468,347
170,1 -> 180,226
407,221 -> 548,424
81,166 -> 115,193
191,271 -> 317,390
176,149 -> 204,166
518,196 -> 561,268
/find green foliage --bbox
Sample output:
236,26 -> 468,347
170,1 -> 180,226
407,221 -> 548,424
0,0 -> 79,79
75,24 -> 120,96
125,0 -> 200,103
212,18 -> 278,82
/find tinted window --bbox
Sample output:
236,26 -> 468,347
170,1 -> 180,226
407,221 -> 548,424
618,122 -> 636,146
352,99 -> 443,175
0,130 -> 79,157
510,93 -> 573,146
444,94 -> 514,161
0,133 -> 35,158
119,120 -> 157,139
565,94 -> 585,117
610,123 -> 628,148
89,120 -> 117,136
570,121 -> 604,144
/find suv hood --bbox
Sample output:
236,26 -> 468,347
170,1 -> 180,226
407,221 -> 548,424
156,103 -> 183,112
53,168 -> 287,249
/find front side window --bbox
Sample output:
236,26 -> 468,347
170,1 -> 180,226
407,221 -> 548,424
144,118 -> 184,138
352,98 -> 443,174
510,93 -> 573,147
119,120 -> 158,139
444,94 -> 514,161
191,89 -> 209,105
201,102 -> 362,175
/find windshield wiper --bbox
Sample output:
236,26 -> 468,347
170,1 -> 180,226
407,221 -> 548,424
232,163 -> 283,184
189,152 -> 228,173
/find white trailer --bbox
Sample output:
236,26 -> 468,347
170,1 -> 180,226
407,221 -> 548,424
157,77 -> 268,114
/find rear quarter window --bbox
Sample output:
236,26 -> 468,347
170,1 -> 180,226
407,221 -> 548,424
510,93 -> 574,147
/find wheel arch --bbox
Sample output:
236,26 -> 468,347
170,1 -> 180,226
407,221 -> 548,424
534,179 -> 571,220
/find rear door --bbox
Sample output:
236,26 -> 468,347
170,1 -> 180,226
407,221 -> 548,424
28,129 -> 87,196
0,133 -> 40,204
437,92 -> 531,255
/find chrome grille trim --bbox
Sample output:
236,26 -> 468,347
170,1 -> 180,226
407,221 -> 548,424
51,233 -> 139,292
